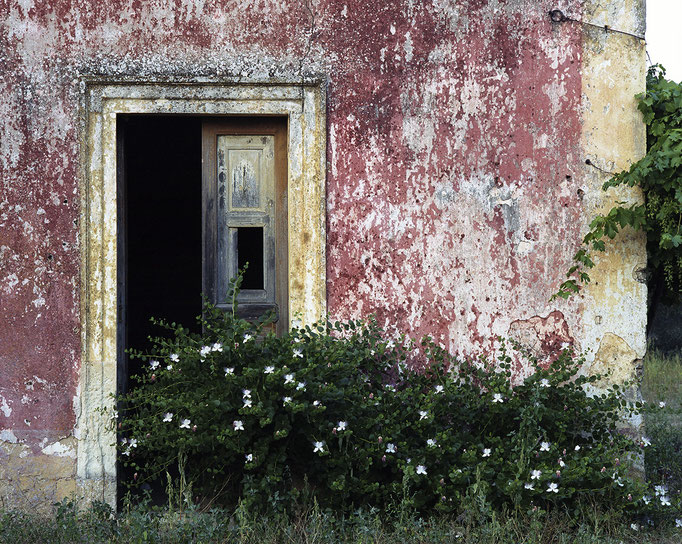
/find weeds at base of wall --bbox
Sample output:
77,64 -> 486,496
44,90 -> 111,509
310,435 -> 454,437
0,493 -> 681,544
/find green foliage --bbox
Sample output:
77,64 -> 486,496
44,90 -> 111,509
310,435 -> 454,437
110,280 -> 678,519
553,66 -> 682,301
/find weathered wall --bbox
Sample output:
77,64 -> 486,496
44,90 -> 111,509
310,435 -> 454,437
0,0 -> 646,509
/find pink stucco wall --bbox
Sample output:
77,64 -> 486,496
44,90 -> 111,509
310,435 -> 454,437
0,0 -> 582,450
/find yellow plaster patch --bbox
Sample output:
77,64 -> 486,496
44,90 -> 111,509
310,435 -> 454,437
579,0 -> 647,366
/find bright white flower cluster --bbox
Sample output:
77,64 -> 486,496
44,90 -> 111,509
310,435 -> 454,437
264,366 -> 275,374
150,360 -> 160,370
492,393 -> 504,403
540,441 -> 550,452
284,374 -> 295,384
233,420 -> 244,431
416,465 -> 427,475
546,482 -> 559,493
199,346 -> 211,359
419,410 -> 428,421
385,443 -> 396,453
336,421 -> 348,431
120,437 -> 138,456
180,418 -> 191,429
293,349 -> 303,358
169,353 -> 179,362
540,378 -> 550,388
163,412 -> 173,423
313,441 -> 325,453
482,448 -> 491,458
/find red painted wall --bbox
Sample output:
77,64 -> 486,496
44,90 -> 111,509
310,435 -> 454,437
0,1 -> 582,446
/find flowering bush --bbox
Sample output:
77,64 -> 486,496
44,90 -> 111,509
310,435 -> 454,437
114,286 -> 679,517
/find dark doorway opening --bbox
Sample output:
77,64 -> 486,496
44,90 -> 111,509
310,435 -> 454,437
117,115 -> 203,396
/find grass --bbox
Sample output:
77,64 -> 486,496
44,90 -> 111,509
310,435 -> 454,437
1,497 -> 681,544
642,347 -> 682,496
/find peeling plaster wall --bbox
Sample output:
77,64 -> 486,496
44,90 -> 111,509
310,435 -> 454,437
0,0 -> 646,509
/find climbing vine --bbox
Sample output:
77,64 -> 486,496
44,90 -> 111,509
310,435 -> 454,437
553,66 -> 682,306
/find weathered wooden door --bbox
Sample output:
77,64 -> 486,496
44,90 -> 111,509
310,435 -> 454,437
202,118 -> 288,333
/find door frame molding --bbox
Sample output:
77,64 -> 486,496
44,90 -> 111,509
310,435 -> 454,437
78,80 -> 327,506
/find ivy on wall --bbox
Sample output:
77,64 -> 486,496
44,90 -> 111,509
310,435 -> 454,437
553,66 -> 682,314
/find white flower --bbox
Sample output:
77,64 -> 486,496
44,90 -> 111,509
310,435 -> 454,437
264,366 -> 275,374
245,453 -> 253,462
233,420 -> 244,431
675,519 -> 682,528
524,483 -> 535,490
492,393 -> 504,403
337,421 -> 348,431
546,482 -> 559,493
531,470 -> 542,480
631,523 -> 639,531
574,445 -> 581,451
243,334 -> 252,342
284,374 -> 295,384
199,346 -> 211,358
150,360 -> 160,370
641,436 -> 651,447
169,353 -> 179,362
313,441 -> 325,453
419,410 -> 428,421
540,378 -> 550,388
296,381 -> 306,391
166,364 -> 173,371
313,400 -> 320,406
615,477 -> 624,487
427,439 -> 437,448
224,367 -> 234,376
180,419 -> 191,429
283,396 -> 292,404
122,448 -> 131,456
211,342 -> 223,352
558,458 -> 565,468
655,484 -> 667,496
128,438 -> 138,448
643,495 -> 651,505
416,465 -> 427,475
385,385 -> 396,392
661,495 -> 671,506
482,448 -> 491,458
163,412 -> 173,422
385,443 -> 396,453
434,385 -> 444,393
243,398 -> 253,408
659,401 -> 667,408
540,441 -> 550,452
242,389 -> 252,398
293,349 -> 303,358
